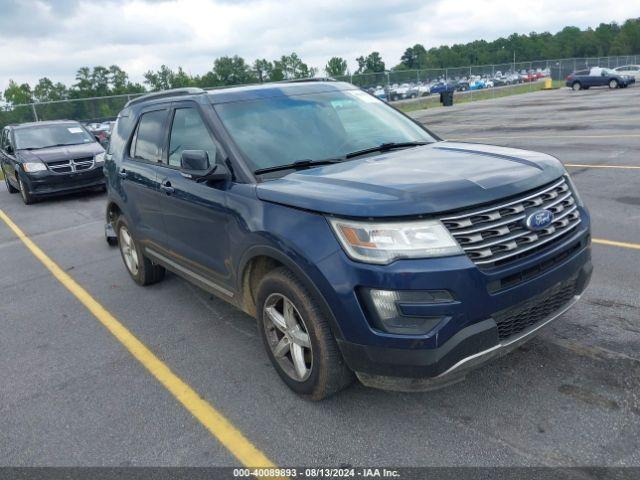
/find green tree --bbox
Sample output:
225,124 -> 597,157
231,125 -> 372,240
399,44 -> 427,69
144,65 -> 178,91
253,59 -> 272,82
212,55 -> 256,85
3,80 -> 33,105
325,57 -> 348,77
275,53 -> 316,79
33,78 -> 68,102
355,52 -> 386,74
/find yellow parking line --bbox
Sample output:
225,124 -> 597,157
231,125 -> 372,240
593,238 -> 640,251
565,164 -> 640,170
0,209 -> 276,469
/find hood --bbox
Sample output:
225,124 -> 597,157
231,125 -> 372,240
256,141 -> 566,217
18,142 -> 104,163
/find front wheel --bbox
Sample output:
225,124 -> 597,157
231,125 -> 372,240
257,267 -> 354,400
116,217 -> 165,286
4,173 -> 19,194
18,176 -> 35,204
609,79 -> 619,89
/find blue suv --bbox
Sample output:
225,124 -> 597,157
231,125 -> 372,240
104,83 -> 592,399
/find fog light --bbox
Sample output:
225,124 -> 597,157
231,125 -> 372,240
363,289 -> 452,335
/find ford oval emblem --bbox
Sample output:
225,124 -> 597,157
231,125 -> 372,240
525,209 -> 554,231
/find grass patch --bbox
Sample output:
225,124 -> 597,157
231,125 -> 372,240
0,169 -> 4,181
396,80 -> 564,113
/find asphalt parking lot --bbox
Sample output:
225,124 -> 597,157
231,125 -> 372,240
1,85 -> 639,468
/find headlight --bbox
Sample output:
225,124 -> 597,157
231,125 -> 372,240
22,162 -> 47,173
328,218 -> 463,264
94,152 -> 106,164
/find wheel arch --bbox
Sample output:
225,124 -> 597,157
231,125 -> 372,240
237,245 -> 346,341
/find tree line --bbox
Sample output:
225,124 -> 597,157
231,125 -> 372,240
1,17 -> 638,124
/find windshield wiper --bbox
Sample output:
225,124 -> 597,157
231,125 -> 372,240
21,143 -> 81,150
345,141 -> 430,159
254,158 -> 343,175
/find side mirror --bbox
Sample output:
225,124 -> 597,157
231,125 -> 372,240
180,150 -> 229,182
5,144 -> 14,154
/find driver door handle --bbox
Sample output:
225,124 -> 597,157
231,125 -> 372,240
160,181 -> 174,195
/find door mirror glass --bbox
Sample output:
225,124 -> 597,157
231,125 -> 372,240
181,149 -> 209,172
180,150 -> 230,182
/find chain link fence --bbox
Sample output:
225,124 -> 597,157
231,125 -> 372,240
1,54 -> 639,128
334,54 -> 640,104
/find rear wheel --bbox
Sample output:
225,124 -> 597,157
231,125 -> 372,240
257,267 -> 354,400
116,217 -> 165,286
18,176 -> 35,204
609,79 -> 619,89
572,82 -> 582,91
4,173 -> 18,194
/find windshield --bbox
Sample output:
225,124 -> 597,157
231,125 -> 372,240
214,89 -> 436,172
14,124 -> 95,150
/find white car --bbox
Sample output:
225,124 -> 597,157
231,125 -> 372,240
613,65 -> 640,81
416,84 -> 431,96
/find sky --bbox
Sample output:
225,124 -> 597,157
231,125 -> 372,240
1,0 -> 639,92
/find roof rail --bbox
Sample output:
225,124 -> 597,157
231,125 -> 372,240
124,87 -> 206,108
281,77 -> 337,83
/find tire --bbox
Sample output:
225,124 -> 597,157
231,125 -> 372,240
116,217 -> 165,286
572,82 -> 582,91
257,267 -> 354,400
4,173 -> 19,193
609,79 -> 618,89
18,176 -> 36,204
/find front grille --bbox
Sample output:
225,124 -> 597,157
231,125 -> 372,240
440,178 -> 581,268
493,275 -> 578,340
46,157 -> 95,174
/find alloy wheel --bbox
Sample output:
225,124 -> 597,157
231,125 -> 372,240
119,226 -> 140,276
263,293 -> 313,381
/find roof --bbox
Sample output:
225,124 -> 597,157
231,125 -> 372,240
206,81 -> 356,104
11,119 -> 81,130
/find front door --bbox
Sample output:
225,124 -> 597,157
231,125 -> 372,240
154,102 -> 233,295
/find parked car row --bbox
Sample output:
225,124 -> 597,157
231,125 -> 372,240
565,66 -> 636,90
369,68 -> 551,101
84,120 -> 115,147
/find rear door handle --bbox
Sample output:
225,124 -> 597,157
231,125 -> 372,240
118,169 -> 127,179
160,181 -> 174,195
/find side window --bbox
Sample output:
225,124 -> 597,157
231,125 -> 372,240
130,109 -> 168,162
168,108 -> 218,167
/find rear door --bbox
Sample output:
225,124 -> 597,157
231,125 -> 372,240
153,101 -> 234,295
120,105 -> 170,247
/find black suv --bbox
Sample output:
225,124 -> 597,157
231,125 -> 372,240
1,120 -> 106,204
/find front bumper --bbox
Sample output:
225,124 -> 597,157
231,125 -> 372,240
313,209 -> 592,389
21,167 -> 105,196
341,261 -> 591,391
